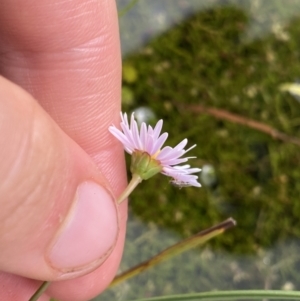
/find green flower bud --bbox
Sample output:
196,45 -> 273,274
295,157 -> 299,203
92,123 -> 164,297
130,150 -> 163,180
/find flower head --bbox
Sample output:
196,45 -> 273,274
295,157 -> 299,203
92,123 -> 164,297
109,112 -> 201,187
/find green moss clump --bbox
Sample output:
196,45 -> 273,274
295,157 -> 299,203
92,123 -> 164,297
121,5 -> 300,254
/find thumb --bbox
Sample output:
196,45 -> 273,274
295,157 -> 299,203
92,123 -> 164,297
0,76 -> 119,280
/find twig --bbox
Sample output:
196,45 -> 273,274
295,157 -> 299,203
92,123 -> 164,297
110,218 -> 236,287
182,104 -> 300,147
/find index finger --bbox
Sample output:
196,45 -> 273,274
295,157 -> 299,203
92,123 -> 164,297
0,0 -> 127,300
0,0 -> 123,172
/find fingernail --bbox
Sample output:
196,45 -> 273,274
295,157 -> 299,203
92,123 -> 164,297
47,181 -> 118,273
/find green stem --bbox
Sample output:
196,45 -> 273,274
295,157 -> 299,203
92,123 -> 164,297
127,290 -> 300,301
116,174 -> 142,204
118,0 -> 139,18
28,281 -> 51,301
110,219 -> 235,287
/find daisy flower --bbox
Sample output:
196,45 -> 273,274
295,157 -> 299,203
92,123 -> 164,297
109,112 -> 201,202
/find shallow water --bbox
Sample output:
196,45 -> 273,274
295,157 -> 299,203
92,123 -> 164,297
95,1 -> 300,300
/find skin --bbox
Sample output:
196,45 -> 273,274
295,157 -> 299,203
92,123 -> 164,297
0,0 -> 127,300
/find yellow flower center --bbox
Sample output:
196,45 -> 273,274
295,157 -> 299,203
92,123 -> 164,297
152,149 -> 161,159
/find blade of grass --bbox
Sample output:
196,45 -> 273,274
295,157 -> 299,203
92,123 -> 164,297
28,281 -> 51,301
125,290 -> 300,301
110,218 -> 236,287
118,0 -> 139,18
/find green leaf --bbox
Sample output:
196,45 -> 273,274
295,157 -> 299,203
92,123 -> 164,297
127,290 -> 300,301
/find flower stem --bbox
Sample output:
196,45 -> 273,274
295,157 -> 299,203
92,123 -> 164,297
28,281 -> 51,301
117,174 -> 142,204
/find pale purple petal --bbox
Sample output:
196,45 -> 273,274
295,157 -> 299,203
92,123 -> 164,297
147,124 -> 154,136
121,112 -> 128,125
130,115 -> 142,150
152,119 -> 163,140
156,146 -> 176,160
184,144 -> 197,153
161,158 -> 189,165
145,135 -> 155,154
173,138 -> 188,151
140,123 -> 148,151
162,165 -> 202,187
122,126 -> 136,149
150,132 -> 168,155
109,126 -> 134,154
108,112 -> 201,188
171,164 -> 201,172
157,147 -> 184,162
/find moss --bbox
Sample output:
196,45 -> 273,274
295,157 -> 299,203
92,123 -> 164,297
120,5 -> 300,254
95,5 -> 300,301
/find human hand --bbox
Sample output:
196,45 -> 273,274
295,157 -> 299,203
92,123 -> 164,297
0,1 -> 126,300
